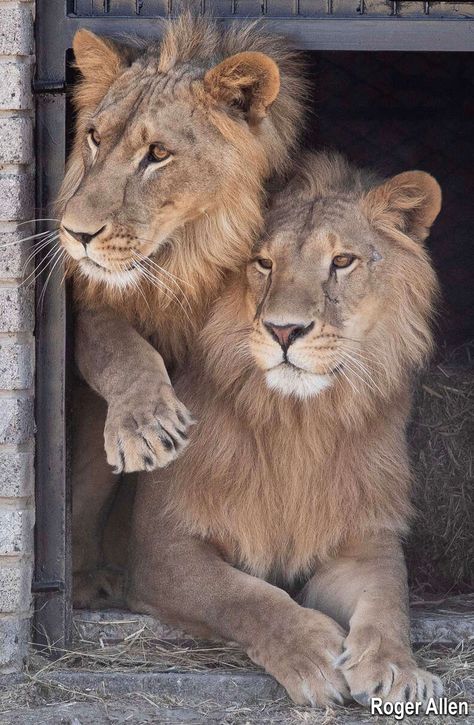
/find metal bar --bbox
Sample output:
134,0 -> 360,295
36,0 -> 69,83
32,580 -> 66,594
37,3 -> 474,90
33,87 -> 71,654
33,80 -> 67,94
57,16 -> 474,52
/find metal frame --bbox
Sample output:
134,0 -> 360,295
33,90 -> 71,652
36,2 -> 474,85
33,0 -> 474,652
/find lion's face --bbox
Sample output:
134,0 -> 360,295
60,77 -> 228,286
59,29 -> 282,289
245,165 -> 441,399
247,201 -> 384,398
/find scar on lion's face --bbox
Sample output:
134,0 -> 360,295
243,161 -> 441,399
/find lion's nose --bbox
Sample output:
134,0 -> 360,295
264,321 -> 314,349
63,225 -> 106,248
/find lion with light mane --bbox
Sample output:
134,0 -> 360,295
57,14 -> 306,603
126,151 -> 443,708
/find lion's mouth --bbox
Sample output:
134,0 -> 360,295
271,360 -> 343,376
265,362 -> 335,398
80,257 -> 136,274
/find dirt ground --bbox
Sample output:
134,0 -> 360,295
0,683 -> 473,725
1,638 -> 473,725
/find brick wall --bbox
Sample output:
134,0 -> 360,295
0,0 -> 35,673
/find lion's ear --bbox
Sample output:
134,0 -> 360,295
362,171 -> 442,244
204,51 -> 280,125
73,30 -> 131,106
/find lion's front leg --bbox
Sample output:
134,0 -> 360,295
300,532 -> 443,708
76,305 -> 195,473
127,486 -> 349,707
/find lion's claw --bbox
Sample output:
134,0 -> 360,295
249,608 -> 349,707
336,626 -> 443,708
104,383 -> 195,473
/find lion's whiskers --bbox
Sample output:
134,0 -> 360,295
128,263 -> 153,317
338,348 -> 384,397
339,345 -> 387,381
134,250 -> 192,311
21,234 -> 61,288
133,258 -> 192,324
133,243 -> 195,289
226,325 -> 254,338
37,245 -> 66,313
16,218 -> 61,226
0,229 -> 59,251
343,346 -> 385,368
21,233 -> 61,277
336,363 -> 360,395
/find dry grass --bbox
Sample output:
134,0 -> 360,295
5,637 -> 469,724
1,607 -> 472,722
406,342 -> 474,596
31,625 -> 257,675
25,617 -> 474,691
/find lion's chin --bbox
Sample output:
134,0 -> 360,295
78,258 -> 139,289
265,364 -> 333,399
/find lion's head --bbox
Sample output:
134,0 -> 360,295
202,152 -> 441,409
58,15 -> 306,297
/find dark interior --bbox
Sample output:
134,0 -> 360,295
304,51 -> 474,350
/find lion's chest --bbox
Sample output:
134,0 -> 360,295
170,432 -> 355,585
166,382 -> 411,586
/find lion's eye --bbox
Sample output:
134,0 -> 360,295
88,128 -> 101,147
148,143 -> 172,164
332,254 -> 356,269
256,257 -> 273,271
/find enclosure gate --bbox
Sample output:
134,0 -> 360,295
34,0 -> 474,652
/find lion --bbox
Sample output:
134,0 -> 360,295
126,151 -> 443,708
57,14 -> 307,603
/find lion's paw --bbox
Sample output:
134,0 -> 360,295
249,609 -> 350,707
335,625 -> 443,707
104,383 -> 195,473
73,567 -> 125,609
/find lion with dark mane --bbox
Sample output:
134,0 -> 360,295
126,151 -> 443,709
57,14 -> 306,603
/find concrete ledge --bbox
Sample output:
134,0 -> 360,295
411,605 -> 474,647
36,665 -> 474,705
45,669 -> 285,705
74,598 -> 474,648
73,609 -> 186,644
0,672 -> 385,725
